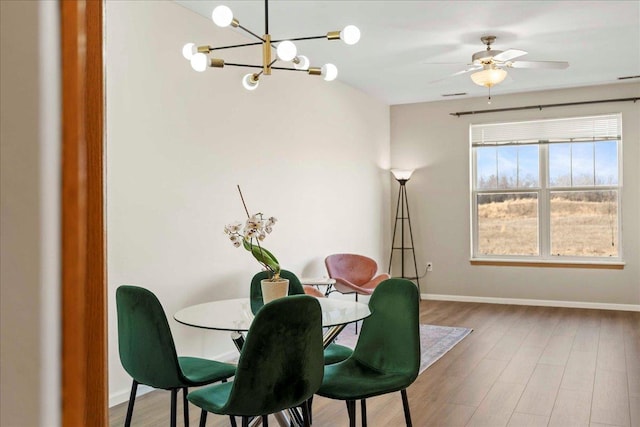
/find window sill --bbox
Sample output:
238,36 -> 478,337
470,259 -> 625,270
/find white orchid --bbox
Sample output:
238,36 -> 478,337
224,222 -> 242,235
229,234 -> 242,247
224,196 -> 281,279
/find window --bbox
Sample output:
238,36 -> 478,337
471,114 -> 622,263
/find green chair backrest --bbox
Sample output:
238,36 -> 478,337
250,269 -> 305,314
224,295 -> 324,416
352,278 -> 420,380
116,285 -> 184,389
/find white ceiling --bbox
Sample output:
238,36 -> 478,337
176,0 -> 640,105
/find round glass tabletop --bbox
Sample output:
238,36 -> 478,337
174,297 -> 370,331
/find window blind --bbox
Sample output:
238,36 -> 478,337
471,114 -> 622,146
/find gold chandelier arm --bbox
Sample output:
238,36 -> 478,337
200,42 -> 264,52
223,62 -> 306,73
271,34 -> 335,43
237,24 -> 266,43
224,63 -> 265,69
209,58 -> 225,68
326,31 -> 340,40
270,66 -> 307,72
263,34 -> 272,75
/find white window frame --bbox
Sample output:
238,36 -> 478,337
470,114 -> 623,266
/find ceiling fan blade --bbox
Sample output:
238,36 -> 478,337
493,49 -> 527,62
428,65 -> 482,84
451,65 -> 482,76
420,62 -> 468,65
509,60 -> 569,69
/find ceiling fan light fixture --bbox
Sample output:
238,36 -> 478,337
471,67 -> 507,88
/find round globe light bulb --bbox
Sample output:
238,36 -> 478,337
182,43 -> 197,60
276,41 -> 297,62
321,63 -> 338,81
190,53 -> 208,72
294,55 -> 310,70
340,25 -> 361,45
211,5 -> 234,27
242,73 -> 259,91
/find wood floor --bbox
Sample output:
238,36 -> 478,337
109,301 -> 640,427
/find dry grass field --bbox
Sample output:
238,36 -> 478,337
478,197 -> 618,257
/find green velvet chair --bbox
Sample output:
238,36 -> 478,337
187,295 -> 324,427
116,285 -> 237,427
316,278 -> 420,427
250,270 -> 353,365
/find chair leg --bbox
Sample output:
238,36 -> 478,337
228,415 -> 237,427
306,397 -> 313,425
124,380 -> 138,427
401,389 -> 412,427
354,294 -> 359,334
360,399 -> 367,427
346,400 -> 356,427
241,416 -> 249,427
199,409 -> 207,427
301,400 -> 311,427
183,387 -> 190,427
170,389 -> 178,427
262,415 -> 268,426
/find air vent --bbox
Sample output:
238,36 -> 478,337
441,92 -> 467,97
618,75 -> 640,80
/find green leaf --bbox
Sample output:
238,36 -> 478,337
243,240 -> 280,274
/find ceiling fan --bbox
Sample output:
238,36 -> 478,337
450,35 -> 570,89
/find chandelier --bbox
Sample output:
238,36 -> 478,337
182,1 -> 361,90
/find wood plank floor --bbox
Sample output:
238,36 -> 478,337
109,301 -> 640,427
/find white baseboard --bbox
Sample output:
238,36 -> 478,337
421,293 -> 640,312
109,349 -> 238,408
109,384 -> 154,408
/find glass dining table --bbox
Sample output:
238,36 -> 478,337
174,296 -> 371,426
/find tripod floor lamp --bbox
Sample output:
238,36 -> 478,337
388,169 -> 420,286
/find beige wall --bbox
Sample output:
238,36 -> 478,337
106,1 -> 390,405
391,82 -> 640,306
0,1 -> 61,425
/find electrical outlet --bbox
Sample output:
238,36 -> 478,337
426,262 -> 433,272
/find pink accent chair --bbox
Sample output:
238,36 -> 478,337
324,254 -> 390,301
302,285 -> 326,298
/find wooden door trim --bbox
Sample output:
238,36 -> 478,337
61,0 -> 107,425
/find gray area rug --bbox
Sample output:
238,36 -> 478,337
335,323 -> 473,375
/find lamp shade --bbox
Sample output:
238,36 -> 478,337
391,169 -> 414,181
470,67 -> 507,88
